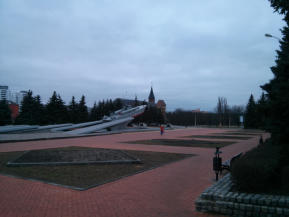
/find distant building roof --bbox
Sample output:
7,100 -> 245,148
156,100 -> 166,107
192,108 -> 208,113
118,98 -> 143,107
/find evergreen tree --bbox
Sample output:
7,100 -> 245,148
45,91 -> 68,124
33,95 -> 45,124
261,1 -> 289,144
134,96 -> 139,107
16,90 -> 35,124
95,101 -> 103,120
105,99 -> 111,115
16,91 -> 45,125
134,106 -> 164,125
244,94 -> 257,129
68,96 -> 78,123
77,95 -> 88,123
90,102 -> 98,121
113,98 -> 123,110
108,99 -> 113,112
0,100 -> 11,125
256,92 -> 268,129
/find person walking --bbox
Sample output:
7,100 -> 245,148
160,125 -> 164,135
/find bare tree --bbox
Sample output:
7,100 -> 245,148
216,97 -> 228,126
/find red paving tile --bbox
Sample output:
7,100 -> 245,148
0,128 -> 268,217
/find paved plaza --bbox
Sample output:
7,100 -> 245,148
0,128 -> 268,217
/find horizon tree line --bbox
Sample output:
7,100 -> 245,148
13,90 -> 124,125
166,97 -> 245,127
1,89 -> 271,128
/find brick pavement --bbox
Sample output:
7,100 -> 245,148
0,128 -> 268,217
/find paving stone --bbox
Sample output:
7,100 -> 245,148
239,203 -> 246,210
271,199 -> 277,206
284,208 -> 289,216
286,199 -> 289,206
226,202 -> 234,208
245,204 -> 253,211
234,202 -> 240,209
251,196 -> 257,204
261,206 -> 268,213
265,198 -> 272,206
226,209 -> 233,215
268,207 -> 275,213
254,205 -> 261,212
258,198 -> 265,205
276,207 -> 283,215
245,211 -> 252,217
279,198 -> 286,206
0,128 -> 269,217
237,196 -> 243,203
244,196 -> 250,204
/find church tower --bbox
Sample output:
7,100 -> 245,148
148,87 -> 155,105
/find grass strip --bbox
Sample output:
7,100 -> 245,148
0,146 -> 193,189
184,135 -> 253,140
124,139 -> 234,148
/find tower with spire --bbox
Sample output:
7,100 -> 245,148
148,86 -> 155,105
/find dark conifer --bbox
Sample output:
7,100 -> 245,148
45,91 -> 68,124
33,95 -> 45,124
90,102 -> 98,121
134,96 -> 139,107
0,100 -> 11,125
16,90 -> 35,124
244,94 -> 257,129
113,98 -> 123,110
77,95 -> 88,123
256,93 -> 268,129
68,96 -> 78,123
261,1 -> 289,144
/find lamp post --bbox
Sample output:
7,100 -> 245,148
192,108 -> 199,127
265,33 -> 282,42
192,105 -> 199,127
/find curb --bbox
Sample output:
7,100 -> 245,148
195,174 -> 289,217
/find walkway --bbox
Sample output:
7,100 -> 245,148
0,128 -> 267,217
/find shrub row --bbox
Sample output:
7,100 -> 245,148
231,140 -> 284,193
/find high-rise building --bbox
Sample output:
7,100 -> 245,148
17,91 -> 28,105
0,85 -> 28,105
0,85 -> 8,101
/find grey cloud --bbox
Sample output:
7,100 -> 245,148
0,0 -> 285,111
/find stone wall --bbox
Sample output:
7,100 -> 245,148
195,174 -> 289,217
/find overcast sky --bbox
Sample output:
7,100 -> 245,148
0,0 -> 285,111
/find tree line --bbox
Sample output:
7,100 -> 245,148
166,97 -> 244,127
2,90 -> 124,125
0,90 -> 169,126
133,106 -> 165,125
243,0 -> 289,149
243,93 -> 268,129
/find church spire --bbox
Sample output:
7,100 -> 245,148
148,86 -> 155,104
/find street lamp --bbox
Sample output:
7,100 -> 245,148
265,33 -> 282,41
192,108 -> 199,127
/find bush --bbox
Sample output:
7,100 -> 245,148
282,166 -> 289,192
231,140 -> 281,192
